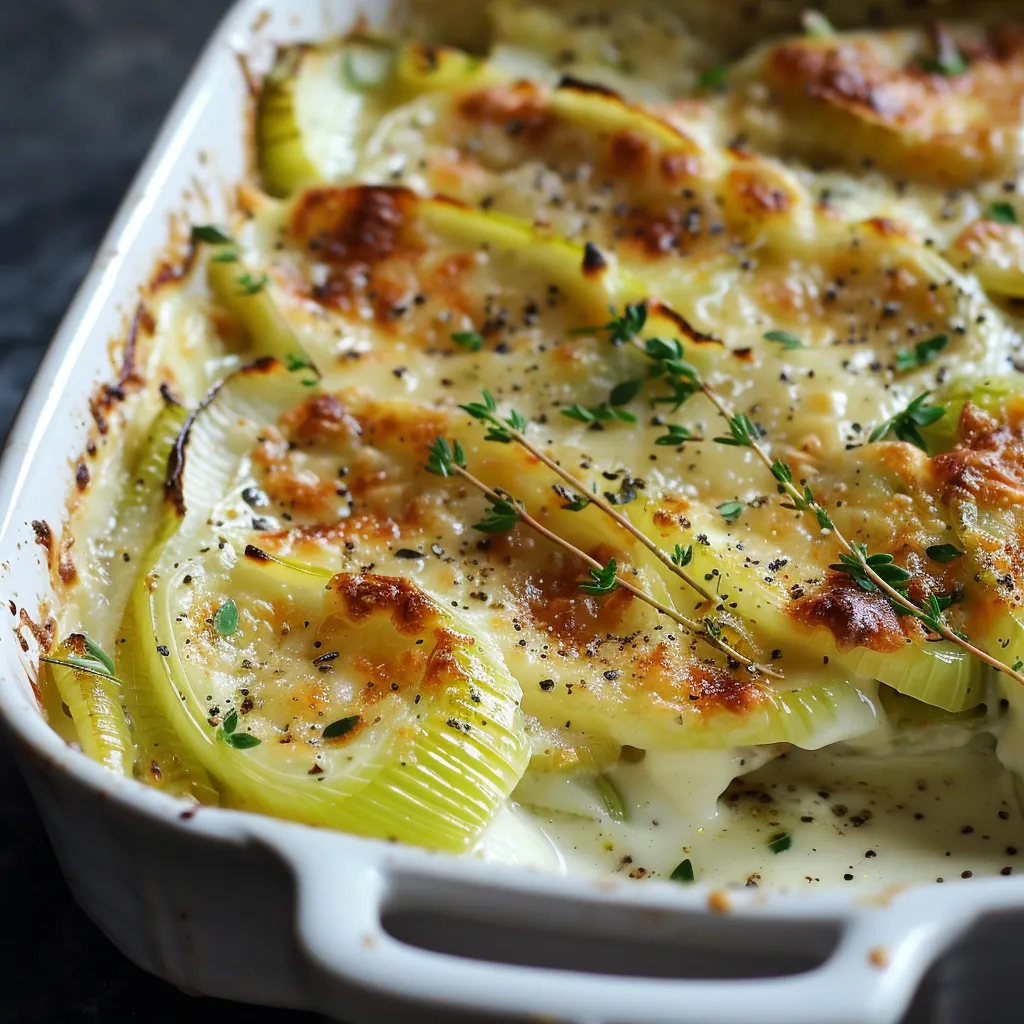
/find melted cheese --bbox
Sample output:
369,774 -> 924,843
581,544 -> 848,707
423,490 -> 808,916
47,3 -> 1024,887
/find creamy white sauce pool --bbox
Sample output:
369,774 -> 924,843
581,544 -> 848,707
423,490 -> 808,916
477,729 -> 1024,891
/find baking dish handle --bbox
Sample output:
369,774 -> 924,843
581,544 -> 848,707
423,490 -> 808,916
262,829 -> 986,1024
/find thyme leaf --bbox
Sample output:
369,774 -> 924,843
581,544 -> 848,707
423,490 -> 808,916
985,202 -> 1018,226
764,329 -> 804,351
451,330 -> 484,352
213,599 -> 239,636
926,543 -> 964,563
191,224 -> 232,245
580,558 -> 620,595
474,497 -> 520,533
894,334 -> 948,373
868,392 -> 945,452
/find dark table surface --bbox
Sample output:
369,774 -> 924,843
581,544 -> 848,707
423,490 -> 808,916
0,3 -> 320,1019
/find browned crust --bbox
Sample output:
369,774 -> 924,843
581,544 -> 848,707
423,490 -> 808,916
762,27 -> 1024,184
18,608 -> 55,654
790,573 -> 909,653
88,303 -> 153,436
31,520 -> 52,556
648,300 -> 722,348
932,402 -> 1024,506
458,81 -> 555,143
556,74 -> 622,100
328,573 -> 440,636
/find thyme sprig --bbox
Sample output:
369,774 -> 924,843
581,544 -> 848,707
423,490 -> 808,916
592,301 -> 1024,688
457,390 -> 715,603
868,392 -> 945,452
425,437 -> 780,677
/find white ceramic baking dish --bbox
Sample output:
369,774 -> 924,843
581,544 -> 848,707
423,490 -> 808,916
4,2 -> 1024,1021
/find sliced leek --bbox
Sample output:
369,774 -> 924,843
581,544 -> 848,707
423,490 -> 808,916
133,555 -> 529,849
201,241 -> 318,378
258,42 -> 395,196
43,636 -> 132,776
130,360 -> 529,849
632,501 -> 979,712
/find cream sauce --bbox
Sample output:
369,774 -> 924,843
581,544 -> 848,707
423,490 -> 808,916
479,733 -> 1024,891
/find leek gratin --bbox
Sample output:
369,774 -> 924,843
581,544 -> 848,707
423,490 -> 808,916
39,4 -> 1024,885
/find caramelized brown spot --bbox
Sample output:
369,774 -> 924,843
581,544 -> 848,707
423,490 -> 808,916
329,574 -> 438,636
648,300 -> 721,348
557,75 -> 621,100
728,167 -> 792,217
58,535 -> 77,585
423,627 -> 475,690
687,663 -> 763,714
659,151 -> 699,182
19,609 -> 55,653
89,303 -> 151,434
512,553 -> 635,650
865,216 -> 911,239
281,394 -> 362,445
932,403 -> 1024,505
290,185 -> 418,267
790,574 -> 909,653
31,521 -> 52,554
763,31 -> 1024,184
607,131 -> 651,177
459,82 -> 554,144
74,462 -> 90,492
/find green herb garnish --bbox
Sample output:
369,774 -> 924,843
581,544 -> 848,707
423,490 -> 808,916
672,544 -> 693,567
572,302 -> 647,345
985,202 -> 1018,226
580,558 -> 619,595
713,412 -> 761,448
655,424 -> 694,446
451,330 -> 484,352
425,437 -> 466,477
697,66 -> 729,91
926,543 -> 964,563
764,330 -> 804,351
895,334 -> 948,373
868,392 -> 945,452
560,403 -> 636,425
191,224 -> 232,245
213,599 -> 239,636
323,715 -> 361,740
609,379 -> 643,406
554,484 -> 590,512
217,708 -> 261,749
830,543 -> 912,597
236,272 -> 269,296
768,832 -> 792,854
717,499 -> 744,524
670,858 -> 695,882
474,497 -> 521,533
460,389 -> 528,442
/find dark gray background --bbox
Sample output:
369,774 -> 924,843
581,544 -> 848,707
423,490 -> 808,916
0,2 -> 316,1019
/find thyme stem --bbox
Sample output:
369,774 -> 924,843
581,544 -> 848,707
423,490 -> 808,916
448,462 -> 781,678
641,337 -> 1024,688
462,410 -> 715,603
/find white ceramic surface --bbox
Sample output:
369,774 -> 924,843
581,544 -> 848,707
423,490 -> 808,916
4,3 -> 1024,1021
